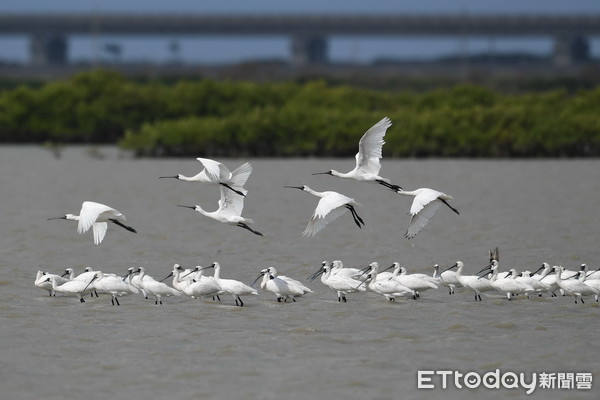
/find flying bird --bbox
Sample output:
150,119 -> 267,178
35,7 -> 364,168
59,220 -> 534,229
395,187 -> 459,239
160,157 -> 252,197
285,185 -> 364,237
312,117 -> 401,190
178,186 -> 263,236
48,201 -> 136,245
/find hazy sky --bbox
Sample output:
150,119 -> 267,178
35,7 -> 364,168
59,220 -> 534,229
1,0 -> 600,64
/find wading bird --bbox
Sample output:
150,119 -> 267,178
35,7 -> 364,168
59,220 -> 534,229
308,263 -> 366,302
48,201 -> 136,245
205,262 -> 258,307
312,117 -> 401,190
160,158 -> 252,197
444,261 -> 493,301
395,187 -> 459,239
285,185 -> 364,237
178,186 -> 263,236
251,267 -> 312,302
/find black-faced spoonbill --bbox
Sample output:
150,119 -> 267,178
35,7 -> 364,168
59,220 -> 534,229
312,117 -> 401,190
34,270 -> 70,296
394,188 -> 459,239
133,267 -> 181,305
251,267 -> 312,302
160,158 -> 251,197
42,275 -> 97,303
386,263 -> 438,299
308,263 -> 366,302
48,201 -> 136,245
91,271 -> 140,306
554,266 -> 599,304
444,261 -> 493,301
205,262 -> 258,307
285,185 -> 364,237
178,186 -> 263,236
363,262 -> 412,301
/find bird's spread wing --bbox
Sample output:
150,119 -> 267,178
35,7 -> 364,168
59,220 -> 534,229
196,158 -> 228,182
229,162 -> 253,187
303,206 -> 347,237
303,194 -> 352,237
406,199 -> 443,239
77,201 -> 118,234
355,117 -> 391,175
92,222 -> 108,245
217,186 -> 244,217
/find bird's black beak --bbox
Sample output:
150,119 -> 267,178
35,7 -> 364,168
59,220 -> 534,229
441,263 -> 458,273
312,171 -> 332,176
47,216 -> 67,221
83,275 -> 98,292
284,185 -> 304,190
307,267 -> 324,282
476,263 -> 493,275
177,205 -> 195,209
159,176 -> 179,179
250,272 -> 265,287
61,270 -> 70,277
159,272 -> 173,282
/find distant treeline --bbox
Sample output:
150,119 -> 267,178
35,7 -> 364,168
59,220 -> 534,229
1,70 -> 599,157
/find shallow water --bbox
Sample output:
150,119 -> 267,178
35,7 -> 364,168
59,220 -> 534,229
0,146 -> 598,400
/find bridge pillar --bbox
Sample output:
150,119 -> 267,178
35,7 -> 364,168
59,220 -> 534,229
291,35 -> 328,66
30,33 -> 67,65
553,35 -> 589,66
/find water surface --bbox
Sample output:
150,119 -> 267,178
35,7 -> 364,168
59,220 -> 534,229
0,146 -> 598,400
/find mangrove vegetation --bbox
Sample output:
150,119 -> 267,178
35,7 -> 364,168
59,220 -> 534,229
0,70 -> 598,157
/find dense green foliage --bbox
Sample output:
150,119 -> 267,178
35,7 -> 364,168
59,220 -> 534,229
1,70 -> 599,157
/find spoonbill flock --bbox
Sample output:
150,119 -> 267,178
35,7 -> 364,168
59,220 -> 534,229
38,117 -> 596,307
35,258 -> 599,306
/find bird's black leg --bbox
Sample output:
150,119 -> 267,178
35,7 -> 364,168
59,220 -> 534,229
345,205 -> 365,228
376,179 -> 402,192
440,199 -> 460,215
110,219 -> 138,233
115,297 -> 120,306
238,222 -> 263,236
220,183 -> 246,197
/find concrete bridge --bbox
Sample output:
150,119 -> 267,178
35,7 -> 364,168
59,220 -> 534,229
1,13 -> 599,66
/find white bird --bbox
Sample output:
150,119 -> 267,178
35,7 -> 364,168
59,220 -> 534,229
252,267 -> 307,302
35,270 -> 69,296
531,262 -> 559,296
555,266 -> 599,304
182,266 -> 223,301
92,271 -> 139,306
330,260 -> 364,280
205,262 -> 258,307
492,269 -> 536,300
133,267 -> 181,305
444,261 -> 493,301
516,270 -> 551,297
433,264 -> 463,295
178,186 -> 263,236
160,264 -> 194,293
160,158 -> 252,197
309,263 -> 366,302
48,201 -> 136,245
42,275 -> 97,303
394,188 -> 459,239
285,185 -> 364,237
312,117 -> 401,190
388,263 -> 438,299
364,262 -> 412,301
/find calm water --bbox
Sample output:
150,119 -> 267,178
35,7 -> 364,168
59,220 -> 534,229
0,146 -> 598,400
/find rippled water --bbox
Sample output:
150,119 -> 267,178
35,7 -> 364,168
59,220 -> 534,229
1,146 -> 598,400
